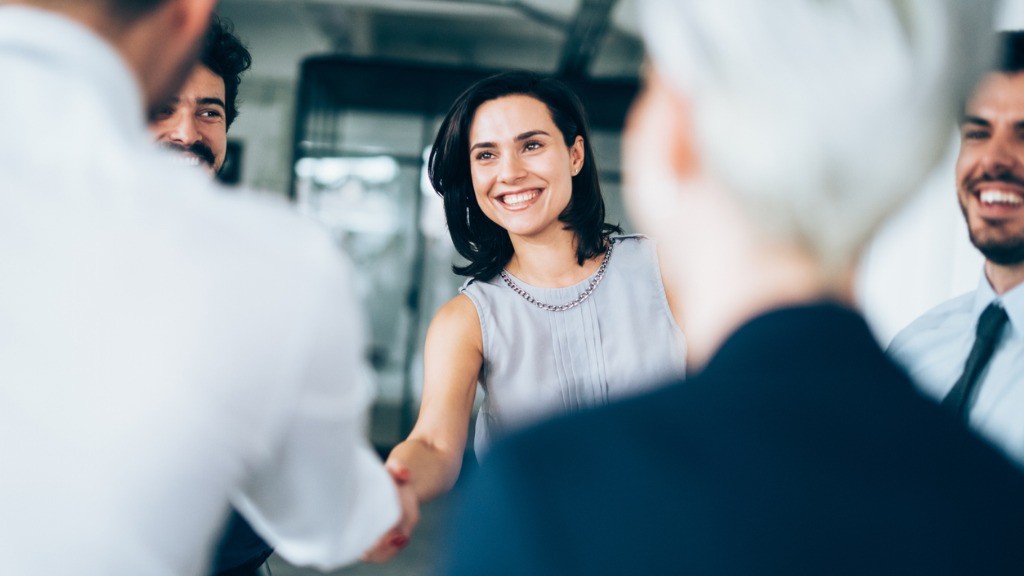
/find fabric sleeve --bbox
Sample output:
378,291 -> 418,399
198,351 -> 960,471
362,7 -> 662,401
231,248 -> 399,570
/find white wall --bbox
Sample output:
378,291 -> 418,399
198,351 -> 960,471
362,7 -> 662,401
857,138 -> 983,345
217,2 -> 332,196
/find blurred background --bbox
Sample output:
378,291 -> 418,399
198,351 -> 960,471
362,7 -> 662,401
206,1 -> 1024,573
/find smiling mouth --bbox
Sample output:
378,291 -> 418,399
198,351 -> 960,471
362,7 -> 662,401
979,190 -> 1024,206
176,154 -> 203,168
161,142 -> 215,169
499,189 -> 540,207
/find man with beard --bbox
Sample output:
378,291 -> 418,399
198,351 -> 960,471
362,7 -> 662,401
150,18 -> 274,576
890,31 -> 1024,466
150,15 -> 250,177
0,0 -> 413,573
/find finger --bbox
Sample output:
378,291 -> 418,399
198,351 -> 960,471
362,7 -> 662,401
361,536 -> 408,564
398,485 -> 421,530
361,542 -> 393,563
385,461 -> 411,483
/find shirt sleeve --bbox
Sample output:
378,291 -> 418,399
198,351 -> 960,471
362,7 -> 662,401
230,247 -> 399,570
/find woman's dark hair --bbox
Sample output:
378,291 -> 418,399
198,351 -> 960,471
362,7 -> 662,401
428,71 -> 621,280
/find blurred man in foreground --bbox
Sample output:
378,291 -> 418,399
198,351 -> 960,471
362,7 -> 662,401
890,31 -> 1024,467
149,17 -> 274,576
445,2 -> 1024,574
0,0 -> 408,573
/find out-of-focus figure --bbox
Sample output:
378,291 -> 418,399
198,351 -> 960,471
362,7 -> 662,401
0,0 -> 407,573
147,16 -> 274,576
890,31 -> 1024,466
444,2 -> 1024,575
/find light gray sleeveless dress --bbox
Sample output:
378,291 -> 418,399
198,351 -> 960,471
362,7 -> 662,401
460,234 -> 686,455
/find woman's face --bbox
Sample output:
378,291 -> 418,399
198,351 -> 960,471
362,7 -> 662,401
468,94 -> 584,243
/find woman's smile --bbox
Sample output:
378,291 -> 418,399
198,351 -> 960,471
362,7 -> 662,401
496,188 -> 542,209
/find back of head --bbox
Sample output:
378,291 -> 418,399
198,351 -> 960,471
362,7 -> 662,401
639,0 -> 995,275
15,0 -> 216,112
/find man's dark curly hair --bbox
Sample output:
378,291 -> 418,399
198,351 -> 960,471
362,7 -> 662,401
200,15 -> 252,130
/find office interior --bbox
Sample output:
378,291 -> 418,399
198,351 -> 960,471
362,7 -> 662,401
205,1 -> 1024,573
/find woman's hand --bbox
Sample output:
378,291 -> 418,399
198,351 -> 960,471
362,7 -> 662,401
361,462 -> 421,563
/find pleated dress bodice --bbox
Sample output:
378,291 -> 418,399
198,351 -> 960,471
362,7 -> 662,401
460,234 -> 686,455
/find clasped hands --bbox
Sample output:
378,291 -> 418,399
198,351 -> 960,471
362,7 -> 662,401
361,461 -> 420,563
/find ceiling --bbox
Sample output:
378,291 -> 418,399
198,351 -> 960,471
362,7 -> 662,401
216,0 -> 643,81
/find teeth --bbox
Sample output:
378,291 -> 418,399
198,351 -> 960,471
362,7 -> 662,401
502,191 -> 538,206
980,190 -> 1024,205
172,155 -> 201,167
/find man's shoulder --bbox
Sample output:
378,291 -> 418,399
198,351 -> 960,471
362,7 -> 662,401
887,290 -> 976,355
140,158 -> 344,282
202,187 -> 339,265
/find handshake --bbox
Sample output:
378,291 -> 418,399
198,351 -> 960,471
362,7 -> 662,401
362,462 -> 421,564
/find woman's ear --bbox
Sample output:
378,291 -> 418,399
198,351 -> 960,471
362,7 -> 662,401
570,135 -> 585,175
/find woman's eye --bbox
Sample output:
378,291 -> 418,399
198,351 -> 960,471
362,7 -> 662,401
475,151 -> 495,161
524,141 -> 542,151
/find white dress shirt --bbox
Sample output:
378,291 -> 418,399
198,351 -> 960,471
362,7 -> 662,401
889,273 -> 1024,466
0,7 -> 397,575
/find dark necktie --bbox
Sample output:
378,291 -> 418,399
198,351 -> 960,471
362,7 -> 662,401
941,302 -> 1009,420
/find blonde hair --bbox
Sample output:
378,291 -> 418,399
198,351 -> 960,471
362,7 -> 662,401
640,0 -> 994,276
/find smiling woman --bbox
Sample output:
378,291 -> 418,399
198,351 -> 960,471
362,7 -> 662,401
430,72 -> 614,280
467,95 -> 583,247
363,71 -> 687,562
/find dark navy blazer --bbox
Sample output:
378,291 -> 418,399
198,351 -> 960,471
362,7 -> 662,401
445,303 -> 1024,575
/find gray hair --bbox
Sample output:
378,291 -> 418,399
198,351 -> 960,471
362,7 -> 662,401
639,0 -> 995,275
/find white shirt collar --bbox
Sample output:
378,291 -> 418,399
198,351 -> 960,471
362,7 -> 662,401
975,271 -> 1024,341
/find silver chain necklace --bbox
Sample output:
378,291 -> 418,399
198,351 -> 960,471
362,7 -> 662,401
499,241 -> 614,312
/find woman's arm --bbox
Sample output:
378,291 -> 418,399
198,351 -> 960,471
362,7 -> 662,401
363,294 -> 483,562
386,293 -> 484,502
